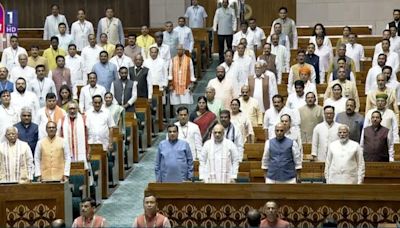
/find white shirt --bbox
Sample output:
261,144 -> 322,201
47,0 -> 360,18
81,45 -> 104,74
110,54 -> 134,72
346,43 -> 365,72
174,121 -> 202,160
271,44 -> 290,76
0,104 -> 19,138
110,80 -> 137,106
86,108 -> 115,151
149,43 -> 171,65
224,123 -> 244,161
65,54 -> 85,87
248,27 -> 266,49
267,34 -> 290,52
372,51 -> 399,73
286,93 -> 306,110
232,31 -> 254,48
374,41 -> 400,60
185,5 -> 208,28
263,106 -> 300,138
219,62 -> 240,89
10,91 -> 40,120
79,84 -> 107,113
311,121 -> 341,161
314,45 -> 333,76
232,55 -> 254,93
325,139 -> 365,184
28,77 -> 57,107
43,14 -> 68,40
390,36 -> 400,57
324,97 -> 348,117
70,20 -> 95,51
9,66 -> 36,84
143,57 -> 168,87
1,47 -> 28,71
365,65 -> 383,94
56,34 -> 74,51
35,107 -> 66,139
173,26 -> 194,52
250,72 -> 278,112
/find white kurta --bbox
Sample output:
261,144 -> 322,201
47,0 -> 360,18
249,72 -> 278,112
174,26 -> 194,52
346,43 -> 365,72
28,78 -> 57,107
325,139 -> 365,184
314,45 -> 333,80
70,20 -> 95,51
232,31 -> 255,48
286,93 -> 306,110
143,57 -> 168,87
0,140 -> 34,182
199,139 -> 240,183
372,51 -> 399,73
1,47 -> 28,71
110,55 -> 134,72
323,97 -> 348,118
43,14 -> 68,40
232,55 -> 254,93
79,84 -> 107,113
9,66 -> 36,84
365,65 -> 383,94
10,91 -> 40,120
248,26 -> 266,49
263,107 -> 300,138
81,45 -> 104,75
56,34 -> 74,52
148,43 -> 171,65
173,121 -> 202,160
168,58 -> 196,105
231,112 -> 254,144
271,44 -> 290,81
65,54 -> 85,97
0,105 -> 19,141
219,62 -> 240,90
86,108 -> 115,151
311,122 -> 341,161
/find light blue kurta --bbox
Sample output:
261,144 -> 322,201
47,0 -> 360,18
155,139 -> 193,182
92,62 -> 118,92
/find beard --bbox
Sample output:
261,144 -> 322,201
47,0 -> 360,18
339,138 -> 348,144
17,86 -> 26,93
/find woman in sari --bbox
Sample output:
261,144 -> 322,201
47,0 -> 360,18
58,85 -> 73,111
103,92 -> 125,135
230,98 -> 254,143
190,96 -> 218,142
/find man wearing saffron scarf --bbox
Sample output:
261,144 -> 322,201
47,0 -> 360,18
35,93 -> 66,139
132,194 -> 171,228
72,197 -> 107,228
168,44 -> 195,108
0,126 -> 33,183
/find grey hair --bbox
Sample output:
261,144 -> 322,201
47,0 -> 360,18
205,86 -> 216,92
20,106 -> 32,115
5,126 -> 18,134
339,124 -> 350,132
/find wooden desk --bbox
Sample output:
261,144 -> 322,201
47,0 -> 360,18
136,98 -> 152,148
153,85 -> 164,132
0,182 -> 72,227
113,128 -> 126,181
146,183 -> 400,227
70,162 -> 89,198
125,112 -> 139,163
90,144 -> 108,199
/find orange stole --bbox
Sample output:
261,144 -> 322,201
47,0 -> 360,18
136,213 -> 166,228
172,55 -> 191,95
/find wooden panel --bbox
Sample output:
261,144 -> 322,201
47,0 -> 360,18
136,98 -> 152,148
153,85 -> 164,132
0,183 -> 72,227
70,161 -> 89,198
125,112 -> 139,163
90,144 -> 109,199
1,0 -> 149,28
146,183 -> 400,227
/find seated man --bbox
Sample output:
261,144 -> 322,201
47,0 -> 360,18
262,123 -> 302,184
0,126 -> 33,183
132,194 -> 171,228
72,197 -> 107,227
260,201 -> 290,228
361,111 -> 393,162
325,124 -> 365,184
199,124 -> 240,183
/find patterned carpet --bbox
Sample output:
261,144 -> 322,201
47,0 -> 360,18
96,56 -> 219,226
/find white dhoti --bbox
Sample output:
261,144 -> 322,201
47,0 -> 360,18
170,90 -> 193,105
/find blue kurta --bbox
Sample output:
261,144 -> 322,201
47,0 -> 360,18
14,122 -> 38,155
155,139 -> 194,182
92,62 -> 118,91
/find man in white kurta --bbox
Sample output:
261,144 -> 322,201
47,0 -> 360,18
79,73 -> 107,113
249,62 -> 278,112
43,4 -> 68,40
174,106 -> 202,160
233,43 -> 254,92
232,22 -> 255,50
174,17 -> 194,53
0,127 -> 34,183
199,124 -> 240,183
219,50 -> 240,88
35,93 -> 66,139
86,95 -> 115,151
28,65 -> 57,108
65,44 -> 85,98
9,54 -> 36,84
365,54 -> 387,94
70,9 -> 95,51
56,23 -> 74,52
149,32 -> 171,66
207,66 -> 237,109
372,39 -> 399,73
81,34 -> 104,75
110,44 -> 134,72
248,18 -> 266,50
143,47 -> 168,89
220,110 -> 244,161
1,36 -> 28,71
325,125 -> 365,184
0,90 -> 19,139
96,8 -> 124,45
11,78 -> 40,121
270,34 -> 290,76
345,33 -> 365,72
312,105 -> 341,161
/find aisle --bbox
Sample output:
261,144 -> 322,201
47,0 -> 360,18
96,57 -> 219,226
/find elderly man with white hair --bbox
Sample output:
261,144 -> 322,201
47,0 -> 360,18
324,124 -> 365,184
0,126 -> 34,183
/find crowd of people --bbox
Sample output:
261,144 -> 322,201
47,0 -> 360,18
0,0 -> 400,227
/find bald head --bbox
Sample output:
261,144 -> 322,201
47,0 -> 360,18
275,123 -> 285,139
213,124 -> 225,142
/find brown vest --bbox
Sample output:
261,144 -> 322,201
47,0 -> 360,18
136,213 -> 166,228
363,126 -> 389,162
248,75 -> 270,110
40,136 -> 66,181
258,54 -> 277,77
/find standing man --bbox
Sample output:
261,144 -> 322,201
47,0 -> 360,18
81,34 -> 104,76
174,17 -> 194,53
155,124 -> 194,183
163,21 -> 180,58
70,9 -> 95,51
86,95 -> 115,152
42,36 -> 67,71
34,121 -> 70,182
79,72 -> 107,113
1,36 -> 27,71
262,123 -> 302,184
43,4 -> 68,40
247,18 -> 266,50
110,67 -> 137,112
174,106 -> 202,160
185,0 -> 208,28
148,32 -> 171,66
110,44 -> 134,72
97,8 -> 124,45
361,111 -> 394,162
271,34 -> 290,83
213,0 -> 237,63
9,54 -> 36,84
124,34 -> 144,61
27,45 -> 49,74
205,86 -> 224,117
72,198 -> 107,228
305,43 -> 322,84
260,201 -> 290,228
56,23 -> 74,51
137,25 -> 156,59
239,85 -> 263,127
0,90 -> 19,137
220,110 -> 244,160
271,6 -> 298,49
129,54 -> 153,101
336,99 -> 364,143
346,33 -> 365,72
29,65 -> 57,108
11,78 -> 40,120
65,44 -> 85,97
49,56 -> 72,95
35,93 -> 66,139
14,107 -> 38,154
168,45 -> 195,108
92,51 -> 118,91
0,127 -> 33,183
143,47 -> 169,90
0,67 -> 13,93
298,92 -> 324,143
311,106 -> 340,161
257,43 -> 278,78
199,124 -> 240,183
132,194 -> 171,228
386,9 -> 400,35
207,66 -> 237,109
325,125 -> 365,184
288,50 -> 316,90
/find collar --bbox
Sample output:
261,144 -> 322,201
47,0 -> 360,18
135,65 -> 142,69
92,108 -> 103,113
254,74 -> 265,79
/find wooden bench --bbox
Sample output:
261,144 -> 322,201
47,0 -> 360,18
253,126 -> 266,143
90,144 -> 108,199
136,98 -> 152,148
153,85 -> 164,132
125,112 -> 139,163
112,128 -> 125,181
297,35 -> 381,49
244,143 -> 313,161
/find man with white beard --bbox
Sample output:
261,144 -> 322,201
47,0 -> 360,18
325,125 -> 365,184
